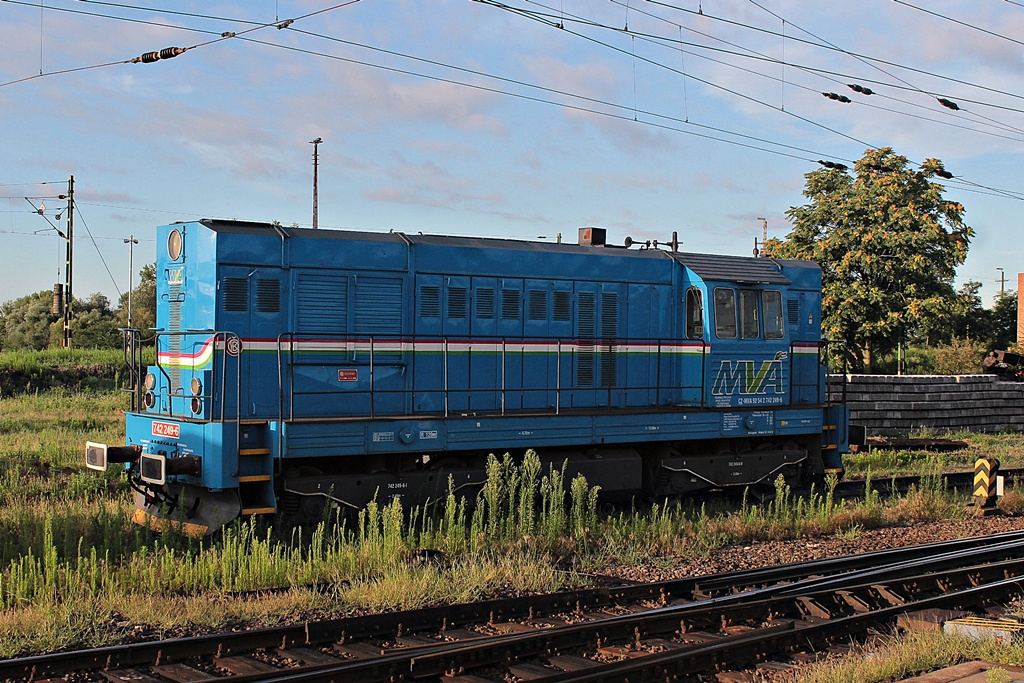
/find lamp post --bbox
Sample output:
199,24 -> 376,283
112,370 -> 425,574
124,235 -> 138,327
310,137 -> 322,229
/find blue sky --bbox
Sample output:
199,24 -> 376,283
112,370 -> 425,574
3,0 -> 1024,308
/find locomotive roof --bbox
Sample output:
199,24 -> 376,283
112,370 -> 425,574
190,219 -> 808,282
669,252 -> 794,285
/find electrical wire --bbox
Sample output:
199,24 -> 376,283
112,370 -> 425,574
74,203 -> 121,298
492,0 -> 1024,201
4,1 -> 1024,201
643,0 -> 1024,112
603,0 -> 1024,142
0,0 -> 361,88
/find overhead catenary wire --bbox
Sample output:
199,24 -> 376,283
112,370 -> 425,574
642,0 -> 1024,113
0,0 -> 362,88
489,0 -> 1024,201
605,0 -> 1024,142
3,1 -> 1024,203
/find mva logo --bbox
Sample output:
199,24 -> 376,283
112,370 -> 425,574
712,360 -> 783,396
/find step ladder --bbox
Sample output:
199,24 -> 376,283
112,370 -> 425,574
238,420 -> 276,516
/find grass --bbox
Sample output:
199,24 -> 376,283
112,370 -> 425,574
0,348 -> 153,397
0,378 -> 1020,657
842,431 -> 1024,479
777,629 -> 1024,683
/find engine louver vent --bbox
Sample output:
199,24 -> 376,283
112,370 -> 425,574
577,292 -> 595,388
786,299 -> 800,326
419,286 -> 440,318
297,274 -> 347,333
476,288 -> 495,319
553,291 -> 571,322
501,289 -> 520,321
528,290 -> 547,321
600,292 -> 618,387
223,278 -> 248,312
256,279 -> 280,313
448,287 -> 468,319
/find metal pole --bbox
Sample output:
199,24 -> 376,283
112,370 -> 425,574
310,138 -> 322,229
124,235 -> 138,328
63,175 -> 74,348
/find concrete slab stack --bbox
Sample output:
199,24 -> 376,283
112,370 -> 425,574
827,374 -> 1024,436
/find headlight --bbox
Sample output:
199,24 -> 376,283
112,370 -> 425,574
167,229 -> 183,260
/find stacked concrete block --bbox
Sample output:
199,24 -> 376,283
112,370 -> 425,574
826,374 -> 1024,436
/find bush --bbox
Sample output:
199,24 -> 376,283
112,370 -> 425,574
931,338 -> 986,375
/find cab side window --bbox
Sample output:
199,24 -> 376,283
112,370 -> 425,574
685,288 -> 704,339
763,290 -> 784,339
739,290 -> 759,339
713,288 -> 737,339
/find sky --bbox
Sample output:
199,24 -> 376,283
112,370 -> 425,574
3,0 -> 1024,309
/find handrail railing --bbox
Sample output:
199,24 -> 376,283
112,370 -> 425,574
150,331 -> 242,426
268,334 -> 836,421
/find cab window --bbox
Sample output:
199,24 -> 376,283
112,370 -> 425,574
685,288 -> 704,339
713,288 -> 737,338
739,290 -> 759,339
763,290 -> 784,339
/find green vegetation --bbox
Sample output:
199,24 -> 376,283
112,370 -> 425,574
0,263 -> 155,352
1,350 -> 1022,658
0,348 -> 154,397
783,630 -> 1024,683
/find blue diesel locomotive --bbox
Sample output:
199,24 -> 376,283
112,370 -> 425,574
86,220 -> 851,534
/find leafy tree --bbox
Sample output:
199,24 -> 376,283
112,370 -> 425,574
987,289 -> 1018,350
765,148 -> 973,373
116,263 -> 157,339
0,291 -> 57,351
1,290 -> 125,351
925,279 -> 984,344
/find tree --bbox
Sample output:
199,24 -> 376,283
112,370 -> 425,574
765,148 -> 973,373
0,290 -> 125,351
987,289 -> 1018,350
0,291 -> 57,351
116,263 -> 157,340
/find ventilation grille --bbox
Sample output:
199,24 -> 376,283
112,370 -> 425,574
553,291 -> 571,322
786,299 -> 800,326
356,278 -> 402,334
476,288 -> 495,319
501,289 -> 520,321
577,292 -> 595,388
600,292 -> 618,387
168,283 -> 182,394
223,278 -> 248,312
448,287 -> 468,319
256,279 -> 280,313
419,286 -> 440,318
528,290 -> 547,321
297,273 -> 347,333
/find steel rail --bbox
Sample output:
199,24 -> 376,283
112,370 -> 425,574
175,553 -> 1024,683
4,530 -> 1024,680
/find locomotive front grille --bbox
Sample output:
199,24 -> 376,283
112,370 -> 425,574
168,282 -> 182,393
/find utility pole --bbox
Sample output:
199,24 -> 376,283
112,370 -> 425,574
63,175 -> 74,348
754,217 -> 767,256
310,137 -> 322,229
124,235 -> 139,328
997,267 -> 1006,295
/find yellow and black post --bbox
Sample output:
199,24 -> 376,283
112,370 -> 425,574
973,456 -> 1000,514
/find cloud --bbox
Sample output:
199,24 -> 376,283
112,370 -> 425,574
361,156 -> 504,211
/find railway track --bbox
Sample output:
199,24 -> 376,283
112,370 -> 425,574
5,530 -> 1024,683
819,466 -> 1024,500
